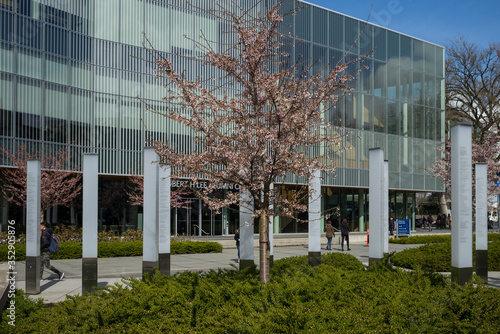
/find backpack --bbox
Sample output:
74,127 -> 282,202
48,233 -> 60,253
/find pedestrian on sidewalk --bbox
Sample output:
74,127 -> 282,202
234,229 -> 240,263
40,223 -> 64,281
324,219 -> 335,250
427,213 -> 433,231
389,217 -> 395,235
341,218 -> 350,251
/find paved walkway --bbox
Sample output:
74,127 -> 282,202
5,238 -> 500,304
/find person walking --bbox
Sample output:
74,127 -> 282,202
427,213 -> 433,231
234,229 -> 240,263
324,219 -> 335,250
341,218 -> 350,251
40,223 -> 64,281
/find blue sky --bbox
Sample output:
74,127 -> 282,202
304,0 -> 499,49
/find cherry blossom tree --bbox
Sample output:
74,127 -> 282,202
429,125 -> 500,208
126,174 -> 192,209
0,144 -> 82,223
144,0 -> 365,283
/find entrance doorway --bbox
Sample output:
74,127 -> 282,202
172,198 -> 223,236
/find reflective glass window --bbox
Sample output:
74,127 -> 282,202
400,35 -> 411,68
295,4 -> 310,41
373,26 -> 386,61
400,68 -> 412,102
45,24 -> 68,57
94,0 -> 119,42
344,17 -> 359,53
0,42 -> 14,73
329,11 -> 343,50
45,55 -> 67,84
424,43 -> 436,75
373,60 -> 386,97
425,108 -> 435,140
412,72 -> 423,105
387,31 -> 399,64
373,97 -> 386,133
16,16 -> 43,49
387,64 -> 399,100
312,6 -> 327,45
1,10 -> 14,42
413,39 -> 424,71
413,105 -> 424,139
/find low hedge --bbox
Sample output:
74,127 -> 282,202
2,253 -> 500,333
0,241 -> 222,261
392,240 -> 500,271
391,233 -> 500,244
390,235 -> 451,244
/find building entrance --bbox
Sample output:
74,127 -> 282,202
171,198 -> 223,236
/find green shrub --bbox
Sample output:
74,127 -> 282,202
2,253 -> 500,333
392,240 -> 500,271
390,235 -> 451,244
0,241 -> 222,261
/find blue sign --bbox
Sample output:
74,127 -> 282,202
397,219 -> 411,236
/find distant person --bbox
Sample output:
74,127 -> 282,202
427,214 -> 433,231
389,217 -> 395,235
40,223 -> 64,281
441,213 -> 447,229
341,219 -> 350,251
234,229 -> 240,263
447,213 -> 451,228
324,219 -> 335,250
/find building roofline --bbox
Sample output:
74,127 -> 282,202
299,0 -> 445,49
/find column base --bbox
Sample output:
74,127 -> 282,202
142,261 -> 159,280
268,255 -> 274,269
451,266 -> 473,286
159,253 -> 170,276
82,257 -> 98,294
239,259 -> 254,270
369,257 -> 382,266
308,251 -> 321,267
476,250 -> 488,283
25,256 -> 40,295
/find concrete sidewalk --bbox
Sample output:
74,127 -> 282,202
4,239 -> 499,304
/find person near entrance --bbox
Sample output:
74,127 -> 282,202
40,223 -> 64,281
234,229 -> 240,263
341,219 -> 350,251
324,219 -> 335,250
389,217 -> 395,236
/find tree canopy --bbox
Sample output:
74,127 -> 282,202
144,0 -> 365,283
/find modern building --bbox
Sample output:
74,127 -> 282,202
0,0 -> 445,235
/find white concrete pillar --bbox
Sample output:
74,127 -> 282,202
82,154 -> 99,293
26,160 -> 41,294
143,148 -> 159,278
158,164 -> 171,275
383,160 -> 389,254
239,189 -> 254,269
475,163 -> 488,282
451,124 -> 473,285
309,170 -> 322,266
369,148 -> 384,264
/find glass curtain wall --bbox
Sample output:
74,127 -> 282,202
0,0 -> 444,234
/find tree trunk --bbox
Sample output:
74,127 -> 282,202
259,213 -> 270,284
439,193 -> 449,215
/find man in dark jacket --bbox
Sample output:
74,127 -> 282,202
40,223 -> 64,281
234,229 -> 240,263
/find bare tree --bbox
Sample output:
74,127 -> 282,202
446,37 -> 500,142
143,0 -> 365,283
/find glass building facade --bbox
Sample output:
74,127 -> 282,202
0,0 -> 444,235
